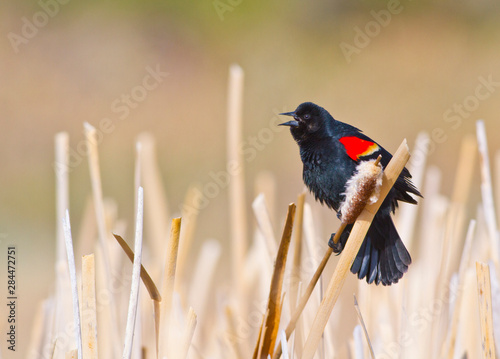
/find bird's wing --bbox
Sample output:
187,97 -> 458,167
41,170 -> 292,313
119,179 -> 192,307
338,134 -> 422,210
338,135 -> 384,162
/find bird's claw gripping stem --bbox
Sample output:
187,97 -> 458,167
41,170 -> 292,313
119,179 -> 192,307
328,233 -> 344,254
331,223 -> 347,244
328,222 -> 348,253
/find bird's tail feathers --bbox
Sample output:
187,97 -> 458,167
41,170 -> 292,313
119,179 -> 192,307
332,214 -> 411,285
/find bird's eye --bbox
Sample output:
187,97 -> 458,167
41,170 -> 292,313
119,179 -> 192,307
303,114 -> 311,120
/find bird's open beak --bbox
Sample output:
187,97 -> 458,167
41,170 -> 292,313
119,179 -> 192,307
279,112 -> 300,127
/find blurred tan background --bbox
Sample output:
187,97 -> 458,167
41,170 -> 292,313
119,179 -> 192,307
1,0 -> 500,357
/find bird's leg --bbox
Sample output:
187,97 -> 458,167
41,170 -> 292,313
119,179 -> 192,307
328,223 -> 350,254
328,233 -> 345,254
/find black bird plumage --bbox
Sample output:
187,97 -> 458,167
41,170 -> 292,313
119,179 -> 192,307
280,102 -> 422,285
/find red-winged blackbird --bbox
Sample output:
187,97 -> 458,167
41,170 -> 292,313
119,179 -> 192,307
280,102 -> 422,285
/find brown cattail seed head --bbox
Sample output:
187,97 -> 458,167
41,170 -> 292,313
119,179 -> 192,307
339,159 -> 383,224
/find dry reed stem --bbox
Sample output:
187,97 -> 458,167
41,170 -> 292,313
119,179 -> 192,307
289,191 -> 306,355
134,140 -> 160,358
488,265 -> 500,354
50,339 -> 58,359
112,234 -> 162,301
452,135 -> 477,206
404,166 -> 443,358
302,203 -> 318,261
83,123 -> 112,262
113,231 -> 162,357
81,254 -> 98,359
174,307 -> 197,359
447,135 -> 477,273
351,325 -> 363,358
291,280 -> 304,357
63,211 -> 83,359
290,191 -> 306,308
188,240 -> 221,329
187,241 -> 220,353
275,221 -> 347,359
253,194 -> 278,259
353,294 -> 375,359
122,186 -> 144,359
134,149 -> 146,356
255,313 -> 268,359
76,197 -> 97,258
397,132 -> 428,251
135,141 -> 142,216
227,64 -> 248,300
92,245 -> 112,358
301,139 -> 411,359
476,120 -> 500,264
224,306 -> 244,359
495,150 -> 500,226
176,185 -> 201,296
297,203 -> 325,356
460,267 -> 482,356
255,171 -> 277,223
273,247 -> 332,359
84,123 -> 121,357
137,133 -> 170,262
55,132 -> 70,264
430,200 -> 464,356
65,349 -> 78,359
444,219 -> 476,359
476,262 -> 496,359
51,282 -> 64,352
153,300 -> 160,358
254,318 -> 264,359
254,203 -> 296,359
54,132 -> 74,354
246,217 -> 274,295
159,217 -> 181,358
274,158 -> 382,359
279,330 -> 290,359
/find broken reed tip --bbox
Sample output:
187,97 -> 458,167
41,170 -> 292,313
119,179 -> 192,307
83,122 -> 96,132
339,159 -> 383,225
229,63 -> 244,75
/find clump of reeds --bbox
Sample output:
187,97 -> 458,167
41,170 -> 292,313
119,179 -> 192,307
27,65 -> 500,359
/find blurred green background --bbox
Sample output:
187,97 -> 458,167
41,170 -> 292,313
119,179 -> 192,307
1,0 -> 500,356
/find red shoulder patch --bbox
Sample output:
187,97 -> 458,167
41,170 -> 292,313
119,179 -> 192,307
339,136 -> 380,161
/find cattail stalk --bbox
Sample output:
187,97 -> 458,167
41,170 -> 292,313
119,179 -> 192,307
122,187 -> 144,359
476,262 -> 496,359
81,254 -> 98,359
274,157 -> 383,359
253,203 -> 296,359
301,139 -> 411,359
227,64 -> 247,303
63,211 -> 83,359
